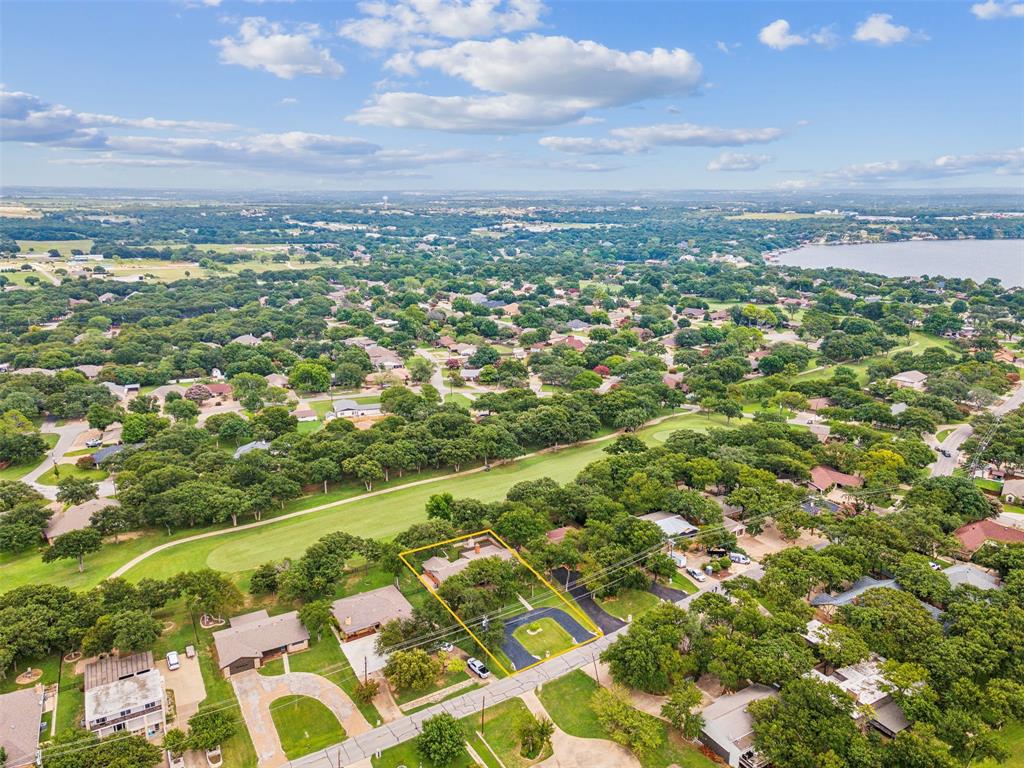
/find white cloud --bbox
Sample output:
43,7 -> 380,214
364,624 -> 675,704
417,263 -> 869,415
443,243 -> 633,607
214,17 -> 343,79
707,152 -> 774,171
758,19 -> 807,50
339,0 -> 545,49
540,122 -> 784,155
971,0 -> 1024,19
852,14 -> 919,45
819,147 -> 1023,183
777,178 -> 820,190
810,25 -> 840,48
279,97 -> 299,105
353,35 -> 702,132
715,40 -> 740,54
2,87 -> 482,178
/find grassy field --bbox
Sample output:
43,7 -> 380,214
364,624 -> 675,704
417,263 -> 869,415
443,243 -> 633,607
36,464 -> 107,486
270,695 -> 346,760
538,671 -> 716,768
669,570 -> 700,594
16,239 -> 94,256
645,412 -> 744,442
595,588 -> 660,621
512,617 -> 575,658
936,428 -> 954,443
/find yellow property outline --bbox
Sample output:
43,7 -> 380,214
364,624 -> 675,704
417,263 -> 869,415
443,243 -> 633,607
399,528 -> 603,676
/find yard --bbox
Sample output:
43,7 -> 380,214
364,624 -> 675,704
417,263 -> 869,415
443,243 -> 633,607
36,464 -> 107,486
269,695 -> 346,760
669,570 -> 700,594
512,617 -> 576,658
538,671 -> 716,768
16,239 -> 94,256
595,588 -> 660,621
979,720 -> 1023,768
393,663 -> 470,707
0,433 -> 59,481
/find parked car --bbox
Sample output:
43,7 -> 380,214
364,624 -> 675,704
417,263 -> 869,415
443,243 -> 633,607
85,438 -> 103,448
929,561 -> 942,571
706,547 -> 728,557
729,552 -> 751,564
940,449 -> 952,458
166,651 -> 180,671
686,567 -> 707,583
467,657 -> 490,678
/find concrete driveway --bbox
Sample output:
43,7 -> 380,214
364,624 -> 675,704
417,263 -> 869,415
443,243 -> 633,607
232,669 -> 371,768
159,655 -> 206,729
339,634 -> 387,676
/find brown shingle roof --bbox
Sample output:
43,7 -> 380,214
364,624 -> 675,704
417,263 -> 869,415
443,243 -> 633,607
213,610 -> 309,669
331,585 -> 413,636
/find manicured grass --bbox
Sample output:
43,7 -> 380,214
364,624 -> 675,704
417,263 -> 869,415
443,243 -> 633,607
270,695 -> 345,760
645,412 -> 743,442
446,393 -> 474,408
475,697 -> 552,768
538,671 -> 716,768
536,670 -> 604,739
403,682 -> 483,714
936,428 -> 954,443
595,588 -> 661,621
394,664 -> 470,706
371,738 -> 477,768
978,720 -> 1024,768
296,420 -> 322,434
512,617 -> 576,658
36,464 -> 107,486
974,478 -> 1003,493
0,435 -> 57,480
669,570 -> 700,595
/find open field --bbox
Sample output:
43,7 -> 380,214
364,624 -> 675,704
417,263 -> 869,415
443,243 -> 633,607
594,588 -> 660,621
16,239 -> 94,255
513,617 -> 575,658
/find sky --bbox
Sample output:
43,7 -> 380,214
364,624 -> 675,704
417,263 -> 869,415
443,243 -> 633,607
1,0 -> 1022,192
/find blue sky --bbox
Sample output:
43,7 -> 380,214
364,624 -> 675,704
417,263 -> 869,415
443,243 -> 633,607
1,0 -> 1022,190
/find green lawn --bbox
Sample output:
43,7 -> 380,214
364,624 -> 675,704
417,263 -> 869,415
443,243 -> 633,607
270,695 -> 345,760
974,478 -> 1003,493
475,697 -> 552,767
371,738 -> 478,768
512,617 -> 576,659
0,434 -> 58,481
36,464 -> 107,486
936,428 -> 954,443
446,393 -> 474,408
595,589 -> 661,621
978,720 -> 1024,768
645,412 -> 743,442
669,570 -> 700,595
538,671 -> 715,768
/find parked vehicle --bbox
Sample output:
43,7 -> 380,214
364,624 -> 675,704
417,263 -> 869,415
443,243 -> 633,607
467,657 -> 490,678
940,449 -> 952,458
729,552 -> 751,564
686,567 -> 707,582
166,651 -> 180,671
929,561 -> 942,571
707,547 -> 728,557
669,551 -> 687,568
85,438 -> 103,448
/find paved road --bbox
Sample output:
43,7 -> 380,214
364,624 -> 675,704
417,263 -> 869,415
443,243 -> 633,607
550,568 -> 626,635
22,419 -> 107,500
928,381 -> 1024,477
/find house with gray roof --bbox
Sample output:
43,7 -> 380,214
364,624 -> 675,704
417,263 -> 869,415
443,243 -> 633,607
638,511 -> 698,538
331,585 -> 414,641
0,688 -> 44,768
233,440 -> 271,459
213,610 -> 310,677
46,498 -> 120,543
943,563 -> 1000,591
700,684 -> 776,768
810,576 -> 943,620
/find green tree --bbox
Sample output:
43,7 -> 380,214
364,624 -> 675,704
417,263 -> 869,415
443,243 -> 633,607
516,714 -> 555,758
56,476 -> 99,507
186,710 -> 237,752
343,455 -> 385,491
416,713 -> 465,767
298,600 -> 332,641
660,680 -> 705,739
43,728 -> 162,768
591,686 -> 663,757
384,649 -> 441,691
289,361 -> 332,393
42,528 -> 102,572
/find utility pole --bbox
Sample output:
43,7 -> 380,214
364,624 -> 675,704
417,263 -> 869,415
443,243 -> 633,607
480,694 -> 485,733
363,656 -> 368,685
592,655 -> 600,685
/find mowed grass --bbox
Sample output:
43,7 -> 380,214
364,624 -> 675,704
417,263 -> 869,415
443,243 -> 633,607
512,617 -> 575,658
16,239 -> 94,256
36,464 -> 107,486
538,671 -> 717,768
978,720 -> 1024,768
270,695 -> 345,760
595,588 -> 660,621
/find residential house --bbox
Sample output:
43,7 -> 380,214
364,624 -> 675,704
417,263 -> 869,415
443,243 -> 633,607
809,657 -> 909,737
84,652 -> 166,740
681,307 -> 707,320
699,685 -> 777,768
205,383 -> 232,400
89,444 -> 126,467
805,397 -> 833,412
265,373 -> 289,388
662,373 -> 688,391
1000,479 -> 1024,504
809,576 -> 943,621
230,334 -> 261,347
954,519 -> 1024,555
638,511 -> 698,539
46,498 -> 120,543
330,399 -> 381,419
943,563 -> 1000,591
75,364 -> 104,379
97,292 -> 116,303
331,585 -> 414,642
367,346 -> 403,370
0,688 -> 44,768
566,319 -> 590,332
213,610 -> 310,677
293,407 -> 317,422
460,368 -> 482,382
809,466 -> 863,493
421,535 -> 515,587
889,370 -> 928,391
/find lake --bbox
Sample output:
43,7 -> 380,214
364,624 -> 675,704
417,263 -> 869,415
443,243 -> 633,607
776,239 -> 1024,287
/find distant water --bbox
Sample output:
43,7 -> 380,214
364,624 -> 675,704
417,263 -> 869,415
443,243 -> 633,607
776,239 -> 1023,287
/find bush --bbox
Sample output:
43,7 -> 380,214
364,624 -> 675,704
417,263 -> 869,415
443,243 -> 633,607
354,678 -> 380,704
516,714 -> 554,759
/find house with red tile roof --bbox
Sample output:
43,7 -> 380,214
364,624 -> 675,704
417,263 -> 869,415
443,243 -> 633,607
954,519 -> 1024,555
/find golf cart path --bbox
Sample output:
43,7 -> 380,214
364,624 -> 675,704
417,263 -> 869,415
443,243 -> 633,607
110,409 -> 696,579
